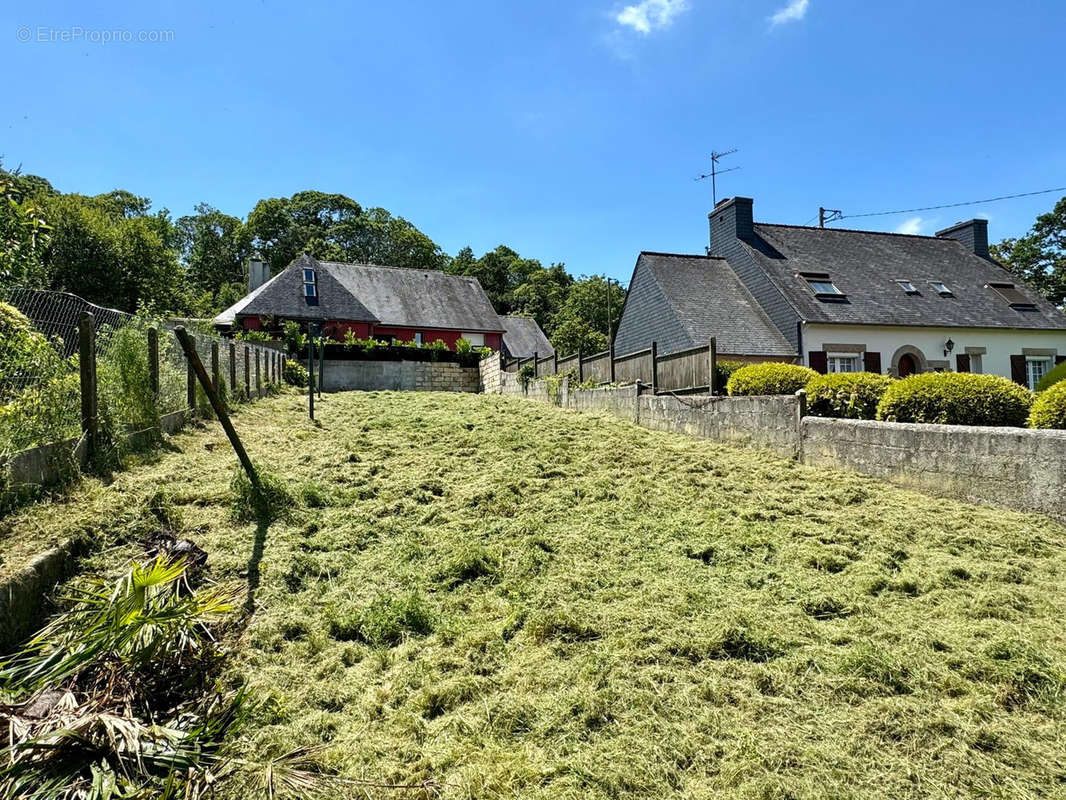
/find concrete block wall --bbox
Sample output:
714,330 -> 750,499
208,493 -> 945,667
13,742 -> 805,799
479,353 -> 503,394
801,418 -> 1066,521
322,359 -> 479,393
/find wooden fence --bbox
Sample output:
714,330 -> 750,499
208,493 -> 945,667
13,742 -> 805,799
504,339 -> 724,395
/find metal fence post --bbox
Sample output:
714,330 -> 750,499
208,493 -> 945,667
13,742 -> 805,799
709,337 -> 718,395
78,313 -> 98,465
229,342 -> 237,396
186,334 -> 197,410
609,343 -> 616,384
148,327 -> 159,402
650,341 -> 659,395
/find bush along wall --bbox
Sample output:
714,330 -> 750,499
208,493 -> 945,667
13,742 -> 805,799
806,372 -> 895,420
1035,359 -> 1066,393
876,372 -> 1033,427
1028,381 -> 1066,429
727,363 -> 818,396
321,339 -> 490,368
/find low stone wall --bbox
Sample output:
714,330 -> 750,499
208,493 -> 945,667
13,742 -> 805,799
0,535 -> 90,651
639,394 -> 801,458
322,359 -> 479,393
801,417 -> 1066,521
479,353 -> 503,394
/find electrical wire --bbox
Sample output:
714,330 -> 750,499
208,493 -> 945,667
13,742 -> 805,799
838,186 -> 1066,221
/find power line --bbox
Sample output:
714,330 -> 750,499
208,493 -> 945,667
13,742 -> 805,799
836,186 -> 1066,221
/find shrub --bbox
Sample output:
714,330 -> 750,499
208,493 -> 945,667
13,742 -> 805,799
714,360 -> 744,392
518,363 -> 536,387
283,358 -> 308,387
726,362 -> 818,396
876,372 -> 1033,427
1035,359 -> 1066,393
282,320 -> 307,354
455,337 -> 472,355
1028,381 -> 1066,429
806,372 -> 895,420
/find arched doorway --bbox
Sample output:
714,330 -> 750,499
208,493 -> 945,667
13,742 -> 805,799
898,353 -> 918,377
890,345 -> 926,378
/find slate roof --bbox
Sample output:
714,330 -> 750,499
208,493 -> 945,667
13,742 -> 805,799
745,224 -> 1066,330
499,316 -> 554,358
215,254 -> 503,332
615,252 -> 795,357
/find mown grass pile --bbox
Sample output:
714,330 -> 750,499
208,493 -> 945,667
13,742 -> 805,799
2,390 -> 1065,798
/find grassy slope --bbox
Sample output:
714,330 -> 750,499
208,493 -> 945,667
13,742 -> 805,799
3,389 -> 1066,798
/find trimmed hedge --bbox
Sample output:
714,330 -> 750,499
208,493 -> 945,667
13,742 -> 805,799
727,362 -> 818,396
715,360 -> 744,392
806,372 -> 895,420
876,373 -> 1033,427
1035,359 -> 1066,393
1028,381 -> 1066,429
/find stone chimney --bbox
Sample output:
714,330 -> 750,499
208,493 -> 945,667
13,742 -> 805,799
247,259 -> 270,293
935,219 -> 989,258
708,196 -> 754,254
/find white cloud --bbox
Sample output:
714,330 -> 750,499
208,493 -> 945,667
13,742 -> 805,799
615,0 -> 690,34
895,217 -> 924,235
769,0 -> 809,26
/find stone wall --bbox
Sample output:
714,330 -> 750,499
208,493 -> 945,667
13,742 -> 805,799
321,359 -> 479,393
801,417 -> 1066,521
639,394 -> 801,458
479,352 -> 503,394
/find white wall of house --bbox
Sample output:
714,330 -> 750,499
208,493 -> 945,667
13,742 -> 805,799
802,323 -> 1066,387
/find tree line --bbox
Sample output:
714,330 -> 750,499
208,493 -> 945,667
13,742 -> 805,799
0,162 -> 625,355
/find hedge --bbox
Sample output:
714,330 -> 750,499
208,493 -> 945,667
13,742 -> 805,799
806,372 -> 895,420
876,373 -> 1033,427
715,360 -> 744,392
726,362 -> 818,396
1028,381 -> 1066,429
1034,359 -> 1066,393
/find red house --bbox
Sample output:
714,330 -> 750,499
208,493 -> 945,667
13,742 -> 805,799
214,254 -> 504,350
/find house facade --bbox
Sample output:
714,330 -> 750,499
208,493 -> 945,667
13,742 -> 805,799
214,254 -> 504,351
617,197 -> 1066,389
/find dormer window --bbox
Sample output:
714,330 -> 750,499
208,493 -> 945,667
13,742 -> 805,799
303,282 -> 317,298
302,267 -> 318,301
930,281 -> 953,296
302,268 -> 316,283
800,272 -> 845,300
987,282 -> 1036,310
896,280 -> 919,294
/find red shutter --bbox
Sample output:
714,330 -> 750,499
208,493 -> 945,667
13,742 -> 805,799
1010,354 -> 1027,385
955,353 -> 970,373
808,351 -> 828,374
863,351 -> 882,373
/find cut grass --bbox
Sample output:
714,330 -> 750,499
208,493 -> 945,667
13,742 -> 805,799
3,389 -> 1066,798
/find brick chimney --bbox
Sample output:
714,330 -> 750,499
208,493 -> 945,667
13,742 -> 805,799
708,196 -> 754,255
935,219 -> 989,258
247,259 -> 270,293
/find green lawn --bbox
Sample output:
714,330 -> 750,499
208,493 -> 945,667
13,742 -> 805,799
4,389 -> 1066,798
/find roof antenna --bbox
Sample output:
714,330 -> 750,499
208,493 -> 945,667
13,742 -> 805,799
818,207 -> 843,228
695,149 -> 740,207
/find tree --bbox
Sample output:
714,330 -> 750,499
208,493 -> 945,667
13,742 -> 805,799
991,196 -> 1066,307
176,203 -> 252,302
509,263 -> 573,336
0,171 -> 52,288
445,244 -> 548,313
549,275 -> 626,356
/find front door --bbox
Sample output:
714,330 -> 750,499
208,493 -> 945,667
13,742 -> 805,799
898,353 -> 918,377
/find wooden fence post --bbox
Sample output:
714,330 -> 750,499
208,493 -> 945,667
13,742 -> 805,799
244,345 -> 251,399
650,341 -> 659,395
609,343 -> 616,384
78,313 -> 98,464
553,351 -> 558,375
709,337 -> 718,395
229,342 -> 237,396
533,351 -> 538,379
255,349 -> 262,396
148,327 -> 159,402
577,347 -> 584,383
186,334 -> 197,410
211,342 -> 221,396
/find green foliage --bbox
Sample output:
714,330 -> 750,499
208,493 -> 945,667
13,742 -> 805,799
175,203 -> 252,309
806,372 -> 896,420
727,362 -> 818,396
991,195 -> 1066,307
283,358 -> 309,387
230,466 -> 294,523
0,169 -> 52,287
550,274 -> 625,356
1028,381 -> 1066,429
455,337 -> 473,355
233,328 -> 272,342
1034,358 -> 1066,392
518,363 -> 536,387
282,320 -> 307,354
877,372 -> 1033,427
96,319 -> 160,429
328,593 -> 435,647
714,359 -> 744,392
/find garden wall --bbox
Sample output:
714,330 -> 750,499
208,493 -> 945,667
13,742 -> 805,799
322,359 -> 479,393
801,417 -> 1066,521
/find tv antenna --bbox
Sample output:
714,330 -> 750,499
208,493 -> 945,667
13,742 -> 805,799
818,207 -> 843,228
695,149 -> 740,206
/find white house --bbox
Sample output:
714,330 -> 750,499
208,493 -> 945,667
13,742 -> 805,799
614,197 -> 1066,389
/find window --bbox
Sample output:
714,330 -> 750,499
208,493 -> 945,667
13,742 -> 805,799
827,353 -> 861,373
301,268 -> 318,301
302,268 -> 316,283
414,332 -> 423,345
463,333 -> 486,347
970,354 -> 983,374
896,280 -> 919,294
1027,357 -> 1051,390
302,283 -> 317,298
930,281 -> 953,296
987,282 -> 1036,310
808,280 -> 844,296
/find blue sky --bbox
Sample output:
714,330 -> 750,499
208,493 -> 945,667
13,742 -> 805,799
2,0 -> 1065,283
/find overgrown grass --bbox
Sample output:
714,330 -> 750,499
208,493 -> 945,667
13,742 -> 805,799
2,390 -> 1066,798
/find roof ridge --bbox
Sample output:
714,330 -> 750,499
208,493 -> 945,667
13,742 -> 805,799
639,250 -> 725,259
755,222 -> 955,242
318,260 -> 473,278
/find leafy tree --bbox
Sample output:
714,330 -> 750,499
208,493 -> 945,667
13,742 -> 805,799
549,275 -> 626,356
0,172 -> 52,287
446,244 -> 548,313
509,263 -> 573,335
176,203 -> 252,302
991,196 -> 1066,307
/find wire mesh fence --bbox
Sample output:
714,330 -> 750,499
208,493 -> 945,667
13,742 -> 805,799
1,288 -> 283,458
